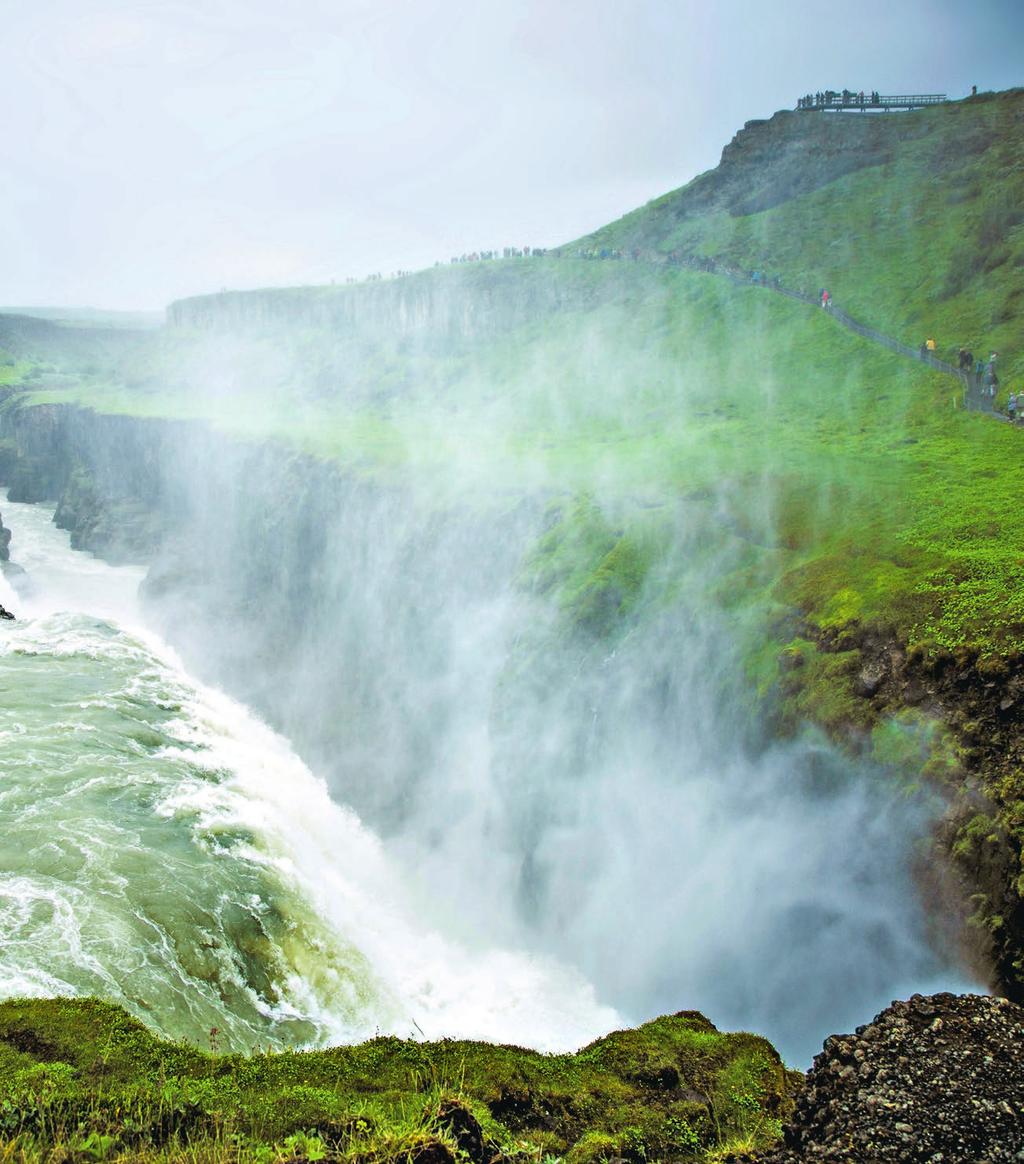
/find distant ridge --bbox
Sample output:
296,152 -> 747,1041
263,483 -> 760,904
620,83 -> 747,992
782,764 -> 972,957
0,305 -> 163,330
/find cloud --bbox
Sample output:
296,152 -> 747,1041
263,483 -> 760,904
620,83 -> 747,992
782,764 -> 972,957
1,0 -> 1020,307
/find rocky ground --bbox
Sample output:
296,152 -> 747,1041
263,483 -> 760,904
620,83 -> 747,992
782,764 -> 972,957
757,992 -> 1024,1162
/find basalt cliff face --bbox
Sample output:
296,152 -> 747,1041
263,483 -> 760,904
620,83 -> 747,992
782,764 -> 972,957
0,399 -> 537,831
168,259 -> 597,339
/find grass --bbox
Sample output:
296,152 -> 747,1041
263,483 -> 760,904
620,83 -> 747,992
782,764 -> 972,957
579,89 -> 1024,389
10,168 -> 1024,691
0,998 -> 792,1163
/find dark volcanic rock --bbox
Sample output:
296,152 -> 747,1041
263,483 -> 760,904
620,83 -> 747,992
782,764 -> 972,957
0,511 -> 9,562
855,658 -> 887,697
759,992 -> 1024,1162
0,604 -> 14,620
433,1100 -> 486,1164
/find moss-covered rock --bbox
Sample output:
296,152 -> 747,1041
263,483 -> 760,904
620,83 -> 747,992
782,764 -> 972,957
520,496 -> 654,639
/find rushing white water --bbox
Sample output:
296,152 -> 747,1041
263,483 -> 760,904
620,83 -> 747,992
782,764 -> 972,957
0,491 -> 619,1052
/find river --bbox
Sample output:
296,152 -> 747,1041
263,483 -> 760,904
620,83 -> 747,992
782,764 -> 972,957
0,490 -> 618,1053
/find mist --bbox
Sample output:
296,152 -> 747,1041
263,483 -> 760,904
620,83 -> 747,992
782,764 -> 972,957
25,259 -> 961,1066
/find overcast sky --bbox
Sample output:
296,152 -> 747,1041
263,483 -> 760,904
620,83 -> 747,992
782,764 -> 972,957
1,0 -> 1021,310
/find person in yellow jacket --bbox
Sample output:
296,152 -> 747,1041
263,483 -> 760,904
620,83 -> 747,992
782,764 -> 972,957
926,337 -> 937,353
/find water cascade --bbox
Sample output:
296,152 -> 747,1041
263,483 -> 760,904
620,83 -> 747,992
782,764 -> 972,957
0,491 -> 617,1053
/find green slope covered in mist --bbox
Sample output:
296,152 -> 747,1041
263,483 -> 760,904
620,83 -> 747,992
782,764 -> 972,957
10,89 -> 1024,661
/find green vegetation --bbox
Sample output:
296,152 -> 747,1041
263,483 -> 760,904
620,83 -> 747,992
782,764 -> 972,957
0,347 -> 37,388
0,998 -> 792,1163
4,87 -> 1024,1151
580,89 -> 1024,388
13,87 -> 1024,661
520,497 -> 656,638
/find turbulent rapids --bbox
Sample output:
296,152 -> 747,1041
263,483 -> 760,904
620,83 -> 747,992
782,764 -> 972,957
0,492 -> 618,1053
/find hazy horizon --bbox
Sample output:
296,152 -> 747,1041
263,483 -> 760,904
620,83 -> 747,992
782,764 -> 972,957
2,0 -> 1022,311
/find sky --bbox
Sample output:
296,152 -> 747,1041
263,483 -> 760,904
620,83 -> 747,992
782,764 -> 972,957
1,0 -> 1021,310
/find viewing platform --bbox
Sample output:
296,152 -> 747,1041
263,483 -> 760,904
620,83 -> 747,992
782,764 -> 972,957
796,91 -> 947,113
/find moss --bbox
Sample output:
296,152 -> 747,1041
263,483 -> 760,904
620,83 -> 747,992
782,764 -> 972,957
779,643 -> 872,734
0,999 -> 792,1163
520,496 -> 655,639
952,813 -> 1002,861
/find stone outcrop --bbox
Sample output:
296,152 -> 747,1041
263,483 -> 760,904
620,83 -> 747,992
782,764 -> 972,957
759,992 -> 1024,1162
582,91 -> 1013,255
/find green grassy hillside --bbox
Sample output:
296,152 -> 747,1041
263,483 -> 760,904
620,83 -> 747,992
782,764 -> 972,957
579,89 -> 1024,387
0,998 -> 791,1163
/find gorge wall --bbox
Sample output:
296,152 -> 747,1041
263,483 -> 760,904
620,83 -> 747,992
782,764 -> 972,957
168,257 -> 603,339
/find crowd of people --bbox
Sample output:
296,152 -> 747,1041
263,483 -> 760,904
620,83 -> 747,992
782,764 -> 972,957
749,270 -> 784,289
330,247 -> 551,285
446,247 -> 549,264
955,347 -> 1004,401
797,89 -> 882,109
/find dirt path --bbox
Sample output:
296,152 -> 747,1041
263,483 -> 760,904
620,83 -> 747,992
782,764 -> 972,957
570,248 -> 1000,416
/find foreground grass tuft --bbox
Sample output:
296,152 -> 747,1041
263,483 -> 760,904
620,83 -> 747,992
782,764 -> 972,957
0,999 -> 793,1163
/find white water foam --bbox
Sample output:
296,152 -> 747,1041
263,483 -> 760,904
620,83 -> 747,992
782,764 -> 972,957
0,492 -> 619,1050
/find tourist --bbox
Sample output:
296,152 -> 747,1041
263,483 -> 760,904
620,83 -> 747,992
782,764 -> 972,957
984,359 -> 999,399
1008,393 -> 1017,423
